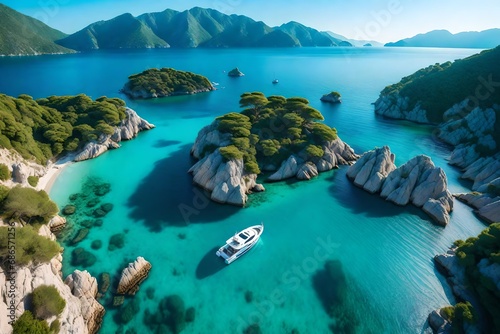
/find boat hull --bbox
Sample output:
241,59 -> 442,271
216,224 -> 263,264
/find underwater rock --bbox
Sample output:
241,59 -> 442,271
69,193 -> 79,201
63,204 -> 76,215
116,257 -> 152,295
108,233 -> 125,251
244,324 -> 263,334
93,208 -> 107,218
99,273 -> 110,294
81,220 -> 94,228
185,307 -> 195,323
86,198 -> 100,207
93,219 -> 104,227
113,295 -> 125,307
100,203 -> 114,213
244,290 -> 253,303
71,228 -> 90,245
91,240 -> 102,250
117,299 -> 140,324
146,287 -> 155,299
71,248 -> 97,267
94,182 -> 111,196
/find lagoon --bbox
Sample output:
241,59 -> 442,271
0,47 -> 488,333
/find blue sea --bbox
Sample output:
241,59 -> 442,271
0,47 -> 488,333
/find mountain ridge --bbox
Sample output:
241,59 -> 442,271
385,28 -> 500,48
56,7 -> 353,50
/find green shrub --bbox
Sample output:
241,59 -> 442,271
2,186 -> 58,224
32,285 -> 66,319
244,161 -> 261,174
0,163 -> 10,181
12,311 -> 50,334
440,306 -> 455,321
305,145 -> 325,158
219,146 -> 244,161
27,176 -> 39,187
0,185 -> 9,203
0,226 -> 61,266
49,319 -> 60,334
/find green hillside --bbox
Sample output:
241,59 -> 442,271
57,13 -> 169,50
0,4 -> 74,55
0,93 -> 127,164
381,46 -> 500,125
55,7 -> 350,49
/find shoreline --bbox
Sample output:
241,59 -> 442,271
37,154 -> 75,193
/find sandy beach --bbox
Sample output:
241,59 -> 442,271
37,155 -> 75,193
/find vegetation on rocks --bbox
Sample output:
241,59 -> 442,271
122,68 -> 213,98
0,163 -> 10,181
0,225 -> 61,266
1,186 -> 58,224
0,93 -> 127,164
215,92 -> 337,174
380,46 -> 500,146
32,285 -> 66,319
12,311 -> 50,334
452,223 -> 500,332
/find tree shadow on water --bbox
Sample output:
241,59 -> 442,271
327,170 -> 431,221
127,144 -> 240,231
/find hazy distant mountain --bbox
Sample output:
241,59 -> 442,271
325,32 -> 383,47
385,29 -> 500,48
57,7 -> 352,50
0,4 -> 74,55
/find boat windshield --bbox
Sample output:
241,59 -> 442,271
238,233 -> 248,240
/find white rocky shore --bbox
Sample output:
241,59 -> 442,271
189,122 -> 358,205
0,218 -> 104,334
346,146 -> 453,225
374,93 -> 429,124
75,107 -> 154,161
429,248 -> 485,334
374,94 -> 500,224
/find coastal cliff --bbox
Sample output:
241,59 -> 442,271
189,94 -> 358,205
429,224 -> 500,333
74,108 -> 154,161
373,47 -> 500,225
0,223 -> 104,334
346,146 -> 453,225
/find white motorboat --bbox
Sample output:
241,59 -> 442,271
216,224 -> 264,264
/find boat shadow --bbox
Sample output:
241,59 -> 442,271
195,246 -> 227,279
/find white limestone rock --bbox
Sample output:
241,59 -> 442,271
296,163 -> 319,180
478,201 -> 500,224
116,257 -> 152,295
347,147 -> 453,225
268,155 -> 301,181
190,123 -> 232,160
65,270 -> 105,334
374,93 -> 429,124
75,108 -> 154,161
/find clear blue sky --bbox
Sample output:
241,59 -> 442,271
2,0 -> 500,43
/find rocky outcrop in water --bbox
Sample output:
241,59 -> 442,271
347,146 -> 453,225
320,92 -> 342,103
75,108 -> 154,161
116,257 -> 152,295
268,138 -> 358,181
228,67 -> 244,77
374,93 -> 429,124
189,121 -> 357,205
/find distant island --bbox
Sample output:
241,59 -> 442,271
320,91 -> 342,103
385,28 -> 500,48
0,5 -> 361,55
121,68 -> 215,99
189,92 -> 358,205
227,68 -> 244,77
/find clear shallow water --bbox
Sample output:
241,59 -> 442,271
0,47 -> 488,333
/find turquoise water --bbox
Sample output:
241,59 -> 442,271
0,48 -> 488,333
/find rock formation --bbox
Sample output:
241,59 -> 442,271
75,108 -> 154,161
320,92 -> 342,103
268,138 -> 358,181
374,93 -> 429,124
0,148 -> 46,187
0,229 -> 104,334
228,67 -> 244,77
65,270 -> 105,334
48,215 -> 67,233
116,257 -> 152,295
347,146 -> 453,225
189,122 -> 358,205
